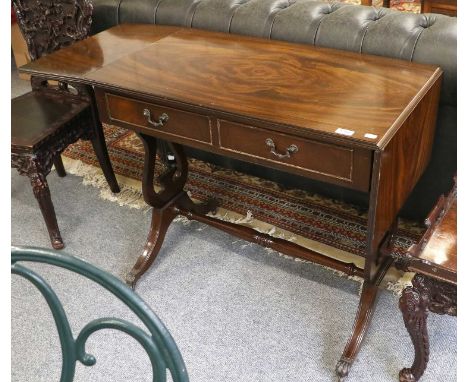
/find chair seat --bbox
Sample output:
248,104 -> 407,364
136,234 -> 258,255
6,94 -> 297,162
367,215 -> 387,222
11,89 -> 89,152
408,196 -> 457,284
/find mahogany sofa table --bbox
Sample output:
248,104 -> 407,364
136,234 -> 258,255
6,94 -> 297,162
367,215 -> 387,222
20,24 -> 442,381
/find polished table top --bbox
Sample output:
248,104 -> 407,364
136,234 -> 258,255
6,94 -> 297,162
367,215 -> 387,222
20,24 -> 441,150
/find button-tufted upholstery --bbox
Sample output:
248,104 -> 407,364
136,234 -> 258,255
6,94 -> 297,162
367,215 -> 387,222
90,0 -> 457,219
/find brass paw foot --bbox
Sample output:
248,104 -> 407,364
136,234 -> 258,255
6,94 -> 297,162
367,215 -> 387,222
399,368 -> 416,382
125,270 -> 138,290
336,358 -> 351,382
50,232 -> 64,250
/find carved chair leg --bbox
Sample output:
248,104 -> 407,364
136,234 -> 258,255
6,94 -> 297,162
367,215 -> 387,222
53,156 -> 66,177
399,274 -> 430,382
336,258 -> 393,381
28,171 -> 64,250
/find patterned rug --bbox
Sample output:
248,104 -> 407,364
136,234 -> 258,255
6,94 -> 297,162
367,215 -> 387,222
62,125 -> 423,291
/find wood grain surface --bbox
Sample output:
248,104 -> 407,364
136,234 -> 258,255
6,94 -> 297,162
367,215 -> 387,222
105,93 -> 213,145
419,200 -> 456,276
365,78 -> 442,280
21,24 -> 181,79
217,119 -> 372,191
405,185 -> 457,284
20,25 -> 441,148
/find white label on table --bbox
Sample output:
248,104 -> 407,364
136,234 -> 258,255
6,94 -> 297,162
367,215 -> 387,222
335,128 -> 355,136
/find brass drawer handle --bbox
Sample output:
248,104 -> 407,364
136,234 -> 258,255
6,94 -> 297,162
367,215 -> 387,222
143,108 -> 169,128
265,138 -> 298,159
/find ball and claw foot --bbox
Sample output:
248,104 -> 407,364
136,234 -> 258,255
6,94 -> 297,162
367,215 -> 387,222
336,358 -> 351,382
399,368 -> 416,382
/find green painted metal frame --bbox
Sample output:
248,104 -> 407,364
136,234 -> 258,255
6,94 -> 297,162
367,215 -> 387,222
11,246 -> 190,382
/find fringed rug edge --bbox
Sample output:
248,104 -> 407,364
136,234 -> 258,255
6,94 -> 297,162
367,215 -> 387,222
60,156 -> 411,296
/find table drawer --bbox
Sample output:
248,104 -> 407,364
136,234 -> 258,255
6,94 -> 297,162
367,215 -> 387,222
104,93 -> 212,145
217,120 -> 372,191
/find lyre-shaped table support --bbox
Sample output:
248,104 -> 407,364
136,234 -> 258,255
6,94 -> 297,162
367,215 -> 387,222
126,133 -> 218,288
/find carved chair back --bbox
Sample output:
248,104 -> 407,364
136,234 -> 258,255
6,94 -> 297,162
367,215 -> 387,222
12,0 -> 92,61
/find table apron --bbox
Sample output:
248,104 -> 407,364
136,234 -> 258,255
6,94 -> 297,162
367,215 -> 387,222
95,88 -> 373,192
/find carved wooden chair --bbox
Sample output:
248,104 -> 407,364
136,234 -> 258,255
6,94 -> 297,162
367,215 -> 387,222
12,246 -> 190,382
11,0 -> 120,249
391,178 -> 456,382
